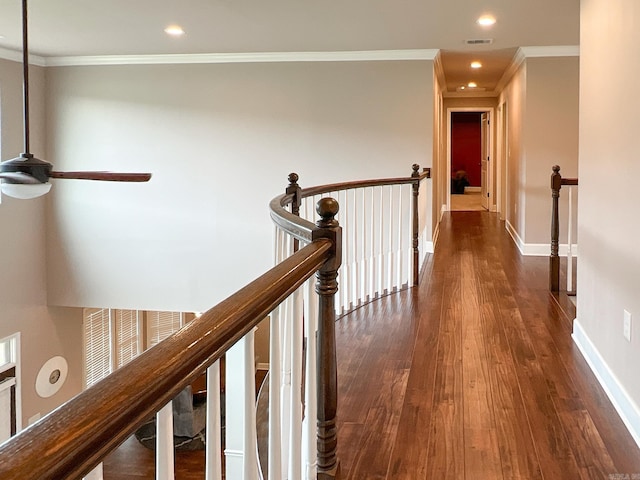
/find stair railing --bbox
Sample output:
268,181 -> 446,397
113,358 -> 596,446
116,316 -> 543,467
266,165 -> 431,479
295,164 -> 431,315
0,165 -> 432,480
550,165 -> 579,293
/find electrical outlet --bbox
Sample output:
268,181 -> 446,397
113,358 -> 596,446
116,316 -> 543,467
623,310 -> 632,342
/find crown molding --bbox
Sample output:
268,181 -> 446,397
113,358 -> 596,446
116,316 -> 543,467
433,51 -> 447,94
495,48 -> 527,94
42,49 -> 439,67
520,45 -> 580,58
0,46 -> 46,66
495,45 -> 579,94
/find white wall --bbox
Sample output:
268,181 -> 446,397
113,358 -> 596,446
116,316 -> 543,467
0,58 -> 83,427
498,56 -> 579,251
577,0 -> 640,434
45,60 -> 434,312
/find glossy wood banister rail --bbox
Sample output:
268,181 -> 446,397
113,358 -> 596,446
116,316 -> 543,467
550,164 -> 579,292
300,167 -> 431,198
0,239 -> 333,480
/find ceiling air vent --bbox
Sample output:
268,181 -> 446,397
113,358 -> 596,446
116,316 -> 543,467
465,39 -> 494,45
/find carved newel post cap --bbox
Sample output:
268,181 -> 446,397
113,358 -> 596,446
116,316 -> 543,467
412,164 -> 420,176
288,172 -> 299,185
552,165 -> 560,174
316,197 -> 339,227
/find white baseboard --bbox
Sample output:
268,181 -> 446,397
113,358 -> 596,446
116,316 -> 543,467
465,186 -> 481,193
572,319 -> 640,449
256,362 -> 269,371
504,220 -> 579,257
441,204 -> 447,218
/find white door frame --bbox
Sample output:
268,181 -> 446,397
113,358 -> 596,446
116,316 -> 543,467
446,107 -> 496,212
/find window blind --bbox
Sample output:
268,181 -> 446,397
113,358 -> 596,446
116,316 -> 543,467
83,308 -> 112,388
146,311 -> 183,348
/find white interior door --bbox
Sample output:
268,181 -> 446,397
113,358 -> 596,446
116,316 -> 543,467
480,113 -> 490,210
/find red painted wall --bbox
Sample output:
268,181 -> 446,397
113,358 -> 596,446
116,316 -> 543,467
451,112 -> 482,186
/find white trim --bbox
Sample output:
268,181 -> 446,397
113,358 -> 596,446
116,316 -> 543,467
504,221 -> 579,256
520,243 -> 579,257
0,377 -> 16,393
424,241 -> 435,254
572,319 -> 640,449
256,362 -> 270,371
432,222 -> 441,250
465,186 -> 481,193
505,220 -> 525,254
0,47 -> 46,66
43,49 -> 439,67
520,45 -> 580,58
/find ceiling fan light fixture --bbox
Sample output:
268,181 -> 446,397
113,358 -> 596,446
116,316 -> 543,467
1,182 -> 51,199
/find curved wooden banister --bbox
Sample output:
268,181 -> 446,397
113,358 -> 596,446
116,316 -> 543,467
0,239 -> 333,480
269,194 -> 316,243
300,167 -> 431,198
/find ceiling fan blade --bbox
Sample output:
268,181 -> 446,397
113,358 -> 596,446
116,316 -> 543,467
0,171 -> 42,184
49,171 -> 152,182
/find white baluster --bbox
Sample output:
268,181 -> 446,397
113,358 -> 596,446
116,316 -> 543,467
397,184 -> 404,289
243,331 -> 259,480
83,463 -> 103,480
269,305 -> 283,480
387,185 -> 395,293
288,288 -> 304,479
302,278 -> 318,479
156,402 -> 175,480
352,189 -> 359,309
378,186 -> 385,296
205,361 -> 223,480
567,186 -> 574,293
280,297 -> 292,473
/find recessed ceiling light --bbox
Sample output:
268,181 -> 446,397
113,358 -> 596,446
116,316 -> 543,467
477,15 -> 496,27
471,61 -> 482,69
164,25 -> 185,37
468,82 -> 478,88
460,86 -> 466,90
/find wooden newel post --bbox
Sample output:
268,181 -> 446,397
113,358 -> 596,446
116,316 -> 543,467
411,164 -> 421,286
287,173 -> 302,252
550,165 -> 562,292
312,197 -> 342,480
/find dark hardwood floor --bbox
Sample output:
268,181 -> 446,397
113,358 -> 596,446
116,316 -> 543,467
103,211 -> 640,479
336,211 -> 640,479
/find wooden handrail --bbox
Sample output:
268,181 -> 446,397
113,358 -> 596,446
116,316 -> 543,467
550,165 -> 579,292
300,167 -> 430,198
0,239 -> 333,480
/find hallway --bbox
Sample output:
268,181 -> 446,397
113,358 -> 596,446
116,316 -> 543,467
335,211 -> 640,479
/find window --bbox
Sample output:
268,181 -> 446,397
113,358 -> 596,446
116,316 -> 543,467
83,309 -> 184,388
0,333 -> 20,442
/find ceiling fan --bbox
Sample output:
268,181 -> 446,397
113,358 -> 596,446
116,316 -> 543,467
0,0 -> 151,199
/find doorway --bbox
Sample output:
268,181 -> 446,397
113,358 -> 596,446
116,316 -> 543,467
446,107 -> 495,212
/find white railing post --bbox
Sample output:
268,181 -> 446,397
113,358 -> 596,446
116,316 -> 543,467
83,463 -> 103,480
567,186 -> 574,293
156,402 -> 175,480
243,331 -> 259,480
302,278 -> 318,479
205,361 -> 223,480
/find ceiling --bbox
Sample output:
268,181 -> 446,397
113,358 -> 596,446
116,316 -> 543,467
0,0 -> 580,96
